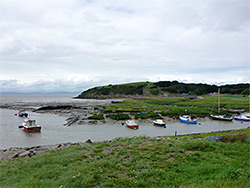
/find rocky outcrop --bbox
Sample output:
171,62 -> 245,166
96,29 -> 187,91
0,142 -> 84,161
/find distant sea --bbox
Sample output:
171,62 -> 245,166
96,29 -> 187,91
0,93 -> 80,104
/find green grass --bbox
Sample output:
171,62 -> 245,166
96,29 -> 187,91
104,95 -> 249,118
1,129 -> 249,187
106,114 -> 130,120
133,112 -> 161,119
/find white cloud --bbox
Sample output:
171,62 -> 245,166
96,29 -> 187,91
0,0 -> 249,93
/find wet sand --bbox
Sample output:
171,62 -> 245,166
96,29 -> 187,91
0,99 -> 109,125
1,98 -> 159,126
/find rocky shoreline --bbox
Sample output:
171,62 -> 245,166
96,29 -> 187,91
0,140 -> 92,161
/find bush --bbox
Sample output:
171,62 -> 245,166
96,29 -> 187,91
219,133 -> 247,143
133,112 -> 161,119
182,140 -> 216,152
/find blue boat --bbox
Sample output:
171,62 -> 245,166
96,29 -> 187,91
153,119 -> 166,128
179,115 -> 197,124
18,111 -> 28,117
234,115 -> 250,121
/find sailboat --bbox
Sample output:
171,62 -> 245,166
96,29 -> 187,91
210,88 -> 233,121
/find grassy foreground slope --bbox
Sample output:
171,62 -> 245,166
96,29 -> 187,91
1,129 -> 249,187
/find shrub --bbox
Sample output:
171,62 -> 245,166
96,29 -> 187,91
133,112 -> 160,119
219,133 -> 247,143
182,140 -> 216,152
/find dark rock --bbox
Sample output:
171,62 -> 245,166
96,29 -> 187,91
85,139 -> 92,144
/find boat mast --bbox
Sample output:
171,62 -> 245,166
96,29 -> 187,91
218,88 -> 220,113
249,85 -> 250,113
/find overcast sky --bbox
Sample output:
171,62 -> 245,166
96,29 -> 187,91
0,0 -> 249,93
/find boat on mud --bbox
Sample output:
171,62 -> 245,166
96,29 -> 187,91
234,114 -> 250,121
210,88 -> 233,121
22,119 -> 41,132
210,114 -> 233,121
125,120 -> 139,130
179,115 -> 197,124
153,119 -> 166,128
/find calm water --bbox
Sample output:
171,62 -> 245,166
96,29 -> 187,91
0,94 -> 249,149
0,94 -> 114,106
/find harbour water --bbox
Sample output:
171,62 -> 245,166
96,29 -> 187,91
0,94 -> 249,149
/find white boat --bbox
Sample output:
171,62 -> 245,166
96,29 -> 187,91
234,114 -> 250,121
210,114 -> 233,121
153,119 -> 166,128
179,115 -> 197,124
125,120 -> 139,130
22,119 -> 41,132
234,94 -> 250,121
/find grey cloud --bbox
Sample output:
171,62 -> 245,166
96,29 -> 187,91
0,0 -> 249,93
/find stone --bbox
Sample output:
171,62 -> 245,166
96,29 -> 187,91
85,139 -> 92,144
19,151 -> 31,158
0,151 -> 19,161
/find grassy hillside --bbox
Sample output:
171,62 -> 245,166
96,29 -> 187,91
77,81 -> 249,99
1,129 -> 249,187
77,82 -> 151,99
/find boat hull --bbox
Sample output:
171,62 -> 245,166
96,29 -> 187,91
210,114 -> 233,121
180,119 -> 197,124
23,126 -> 41,132
153,122 -> 166,128
125,120 -> 139,130
179,116 -> 197,124
126,125 -> 139,129
234,117 -> 250,121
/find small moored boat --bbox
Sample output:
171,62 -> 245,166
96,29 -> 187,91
153,119 -> 166,128
125,119 -> 139,130
22,119 -> 41,132
210,114 -> 233,121
210,88 -> 233,121
17,111 -> 28,117
179,115 -> 197,124
234,115 -> 250,121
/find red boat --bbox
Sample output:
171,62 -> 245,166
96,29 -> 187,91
22,119 -> 41,132
125,120 -> 139,130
